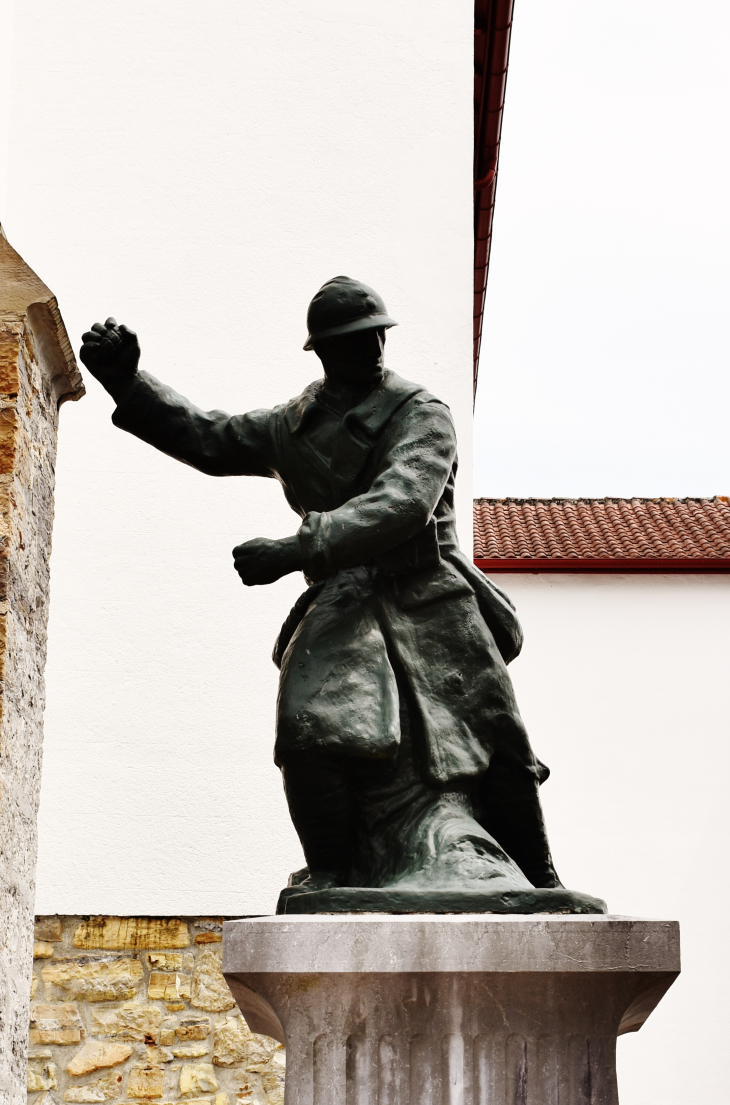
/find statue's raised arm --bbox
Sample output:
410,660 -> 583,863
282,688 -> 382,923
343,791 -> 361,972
80,317 -> 302,585
80,316 -> 278,480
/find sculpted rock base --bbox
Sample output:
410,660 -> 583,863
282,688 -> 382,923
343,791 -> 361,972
223,915 -> 679,1105
277,884 -> 607,914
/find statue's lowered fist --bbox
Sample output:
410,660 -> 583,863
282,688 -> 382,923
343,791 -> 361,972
80,318 -> 140,400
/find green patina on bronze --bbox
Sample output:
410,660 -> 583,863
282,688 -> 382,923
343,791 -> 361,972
80,277 -> 605,916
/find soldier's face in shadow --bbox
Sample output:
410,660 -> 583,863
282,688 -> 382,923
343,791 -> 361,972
314,327 -> 385,387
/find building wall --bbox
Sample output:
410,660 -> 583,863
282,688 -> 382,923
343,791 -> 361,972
490,571 -> 730,1105
0,320 -> 57,1105
0,250 -> 83,1105
28,915 -> 283,1105
1,0 -> 475,916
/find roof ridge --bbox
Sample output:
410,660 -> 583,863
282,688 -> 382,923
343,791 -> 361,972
473,496 -> 730,505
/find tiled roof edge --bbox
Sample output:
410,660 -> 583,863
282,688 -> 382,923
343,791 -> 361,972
472,496 -> 730,568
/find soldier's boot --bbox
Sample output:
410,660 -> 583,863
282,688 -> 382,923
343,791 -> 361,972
280,754 -> 354,888
478,761 -> 562,889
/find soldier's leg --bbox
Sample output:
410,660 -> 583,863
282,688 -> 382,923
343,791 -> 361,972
280,754 -> 355,888
478,758 -> 562,889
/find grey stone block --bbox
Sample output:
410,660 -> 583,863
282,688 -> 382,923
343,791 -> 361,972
223,915 -> 679,1105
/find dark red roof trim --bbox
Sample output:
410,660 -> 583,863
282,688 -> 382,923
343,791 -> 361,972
475,557 -> 730,574
474,0 -> 514,398
473,497 -> 730,573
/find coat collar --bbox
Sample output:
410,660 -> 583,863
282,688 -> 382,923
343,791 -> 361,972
283,370 -> 427,439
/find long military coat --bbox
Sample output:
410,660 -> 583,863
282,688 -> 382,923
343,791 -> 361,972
112,368 -> 547,788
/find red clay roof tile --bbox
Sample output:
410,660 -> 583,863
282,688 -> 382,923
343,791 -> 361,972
473,497 -> 730,562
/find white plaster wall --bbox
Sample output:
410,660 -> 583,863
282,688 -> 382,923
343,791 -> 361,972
475,0 -> 730,498
1,0 -> 474,915
0,0 -> 12,217
492,572 -> 730,1105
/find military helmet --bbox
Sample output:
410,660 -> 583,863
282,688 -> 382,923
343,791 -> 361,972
303,275 -> 398,351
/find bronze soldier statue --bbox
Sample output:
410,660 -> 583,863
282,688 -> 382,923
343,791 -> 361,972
80,277 -> 604,914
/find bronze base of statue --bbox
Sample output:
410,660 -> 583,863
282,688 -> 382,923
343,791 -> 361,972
276,884 -> 607,915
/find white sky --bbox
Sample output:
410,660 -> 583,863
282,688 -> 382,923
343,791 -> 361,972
474,0 -> 730,498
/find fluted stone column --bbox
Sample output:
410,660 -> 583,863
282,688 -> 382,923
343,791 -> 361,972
223,915 -> 679,1105
0,226 -> 84,1103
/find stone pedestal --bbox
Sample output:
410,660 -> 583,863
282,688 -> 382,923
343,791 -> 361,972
223,915 -> 679,1105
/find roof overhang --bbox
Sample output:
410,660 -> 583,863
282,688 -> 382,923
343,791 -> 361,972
474,0 -> 515,399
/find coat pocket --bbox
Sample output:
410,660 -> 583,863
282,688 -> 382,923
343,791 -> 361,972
272,580 -> 325,669
275,571 -> 401,762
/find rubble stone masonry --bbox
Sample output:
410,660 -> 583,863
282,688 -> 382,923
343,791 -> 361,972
27,917 -> 285,1105
0,230 -> 84,1104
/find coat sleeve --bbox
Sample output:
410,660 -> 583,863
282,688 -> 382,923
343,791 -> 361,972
298,398 -> 456,580
111,370 -> 278,477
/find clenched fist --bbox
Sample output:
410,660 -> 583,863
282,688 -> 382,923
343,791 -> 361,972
79,318 -> 140,400
232,535 -> 303,587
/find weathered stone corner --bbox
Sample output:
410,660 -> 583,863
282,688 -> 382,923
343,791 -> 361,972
0,226 -> 84,406
0,225 -> 84,1105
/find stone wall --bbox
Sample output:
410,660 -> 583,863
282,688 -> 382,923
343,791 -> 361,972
0,229 -> 84,1104
27,917 -> 285,1105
